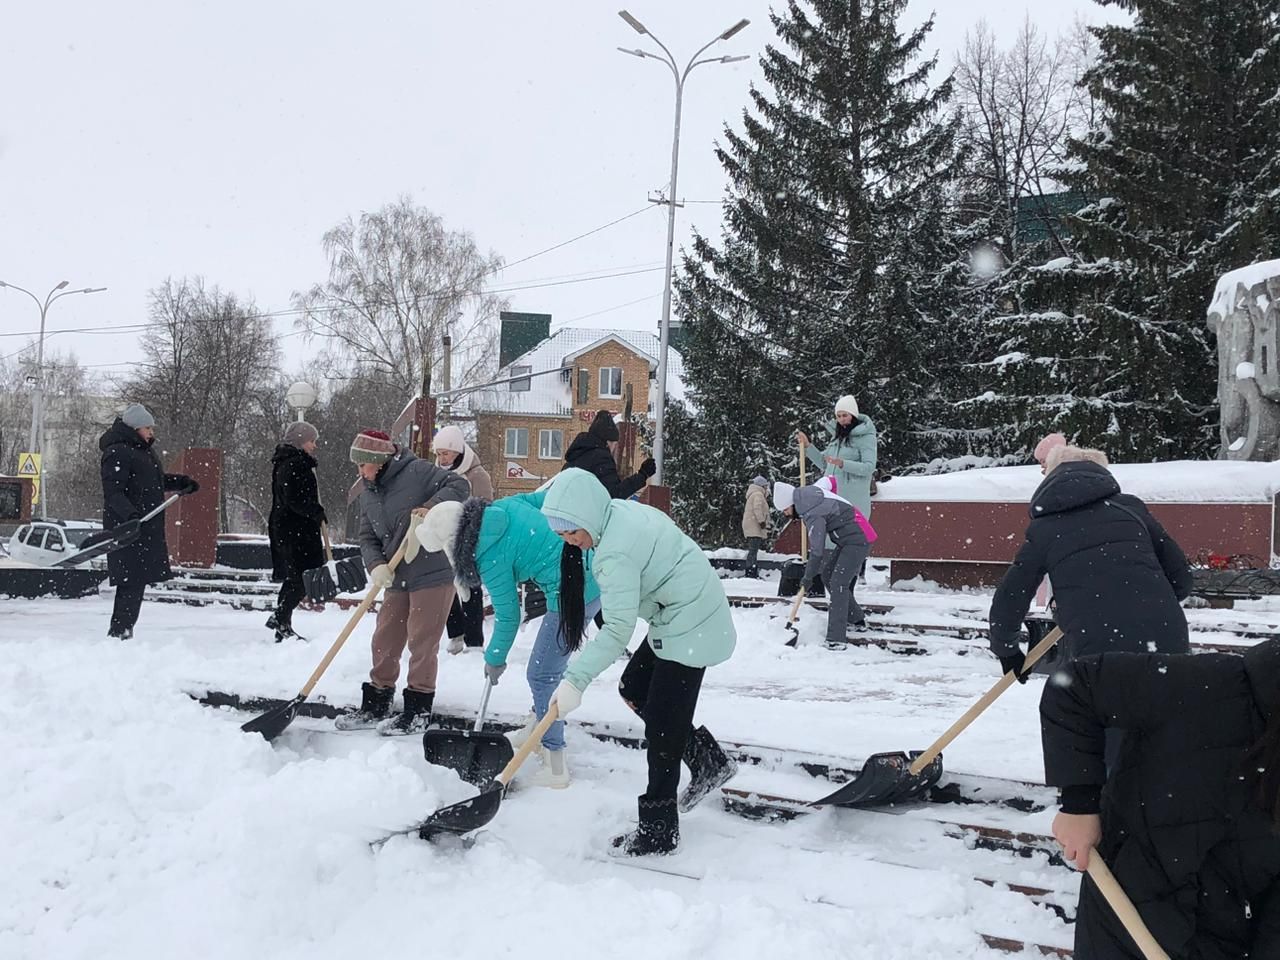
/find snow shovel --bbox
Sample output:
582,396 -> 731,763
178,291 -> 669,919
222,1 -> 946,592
1086,855 -> 1170,960
813,625 -> 1064,807
241,532 -> 409,741
422,677 -> 514,786
53,495 -> 180,568
415,703 -> 559,841
303,521 -> 368,603
783,587 -> 806,648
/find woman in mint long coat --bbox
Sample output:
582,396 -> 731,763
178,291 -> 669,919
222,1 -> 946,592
417,492 -> 601,789
797,394 -> 878,517
541,468 -> 738,857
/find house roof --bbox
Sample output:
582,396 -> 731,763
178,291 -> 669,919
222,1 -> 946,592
467,326 -> 685,417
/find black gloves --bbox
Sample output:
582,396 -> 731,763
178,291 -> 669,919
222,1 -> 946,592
176,477 -> 200,496
999,649 -> 1029,683
638,457 -> 657,480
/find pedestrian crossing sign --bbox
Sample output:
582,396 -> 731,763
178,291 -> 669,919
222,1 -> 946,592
17,452 -> 40,505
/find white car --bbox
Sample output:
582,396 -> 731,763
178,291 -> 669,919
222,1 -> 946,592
7,520 -> 103,568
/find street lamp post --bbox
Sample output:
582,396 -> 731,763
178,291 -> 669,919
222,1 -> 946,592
0,279 -> 107,517
617,10 -> 749,485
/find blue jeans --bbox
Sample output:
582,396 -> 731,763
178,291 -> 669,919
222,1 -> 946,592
528,598 -> 602,751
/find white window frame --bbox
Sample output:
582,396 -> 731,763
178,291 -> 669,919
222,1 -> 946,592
504,428 -> 529,458
538,429 -> 563,460
510,365 -> 532,392
599,366 -> 623,399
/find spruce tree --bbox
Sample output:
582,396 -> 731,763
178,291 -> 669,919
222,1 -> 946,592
670,0 -> 964,543
1050,0 -> 1280,458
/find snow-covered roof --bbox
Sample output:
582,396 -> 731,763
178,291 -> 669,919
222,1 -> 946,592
468,326 -> 686,417
878,460 -> 1280,504
1208,258 -> 1280,320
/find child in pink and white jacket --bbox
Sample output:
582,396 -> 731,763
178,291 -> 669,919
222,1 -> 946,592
773,478 -> 875,644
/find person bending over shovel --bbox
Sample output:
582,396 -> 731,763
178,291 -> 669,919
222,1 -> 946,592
335,429 -> 469,735
417,491 -> 602,789
540,467 -> 738,857
772,480 -> 871,645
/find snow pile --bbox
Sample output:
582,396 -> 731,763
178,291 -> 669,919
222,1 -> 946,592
879,460 -> 1280,503
1207,258 -> 1280,320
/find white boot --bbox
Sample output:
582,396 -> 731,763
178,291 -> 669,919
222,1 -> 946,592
529,748 -> 571,789
447,636 -> 465,655
505,711 -> 537,750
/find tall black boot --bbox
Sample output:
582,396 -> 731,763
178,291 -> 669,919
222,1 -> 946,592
678,725 -> 739,812
611,795 -> 679,857
377,688 -> 435,737
335,682 -> 394,731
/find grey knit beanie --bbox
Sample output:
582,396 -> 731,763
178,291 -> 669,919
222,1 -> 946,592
752,475 -> 768,487
283,421 -> 319,447
121,403 -> 156,429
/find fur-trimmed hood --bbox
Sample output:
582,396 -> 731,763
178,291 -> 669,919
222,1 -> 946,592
449,496 -> 488,602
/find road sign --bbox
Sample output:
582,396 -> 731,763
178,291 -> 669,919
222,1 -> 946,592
16,451 -> 41,505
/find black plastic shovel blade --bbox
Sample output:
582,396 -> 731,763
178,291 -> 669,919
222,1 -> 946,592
303,565 -> 338,603
813,750 -> 944,808
423,730 -> 514,786
416,780 -> 505,840
240,694 -> 305,741
335,557 -> 368,595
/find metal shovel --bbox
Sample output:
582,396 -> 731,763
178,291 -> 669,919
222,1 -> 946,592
812,626 -> 1064,807
422,678 -> 515,786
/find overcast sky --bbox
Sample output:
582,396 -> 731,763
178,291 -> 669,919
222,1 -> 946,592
0,0 -> 1109,385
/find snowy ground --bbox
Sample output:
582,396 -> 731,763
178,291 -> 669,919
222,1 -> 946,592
5,577 -> 1273,959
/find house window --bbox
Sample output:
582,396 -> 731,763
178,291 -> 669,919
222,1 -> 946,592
577,368 -> 589,405
510,365 -> 532,392
538,429 -> 563,460
504,428 -> 529,458
599,366 -> 623,399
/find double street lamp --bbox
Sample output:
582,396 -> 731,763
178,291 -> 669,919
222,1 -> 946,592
617,9 -> 749,485
0,279 -> 107,517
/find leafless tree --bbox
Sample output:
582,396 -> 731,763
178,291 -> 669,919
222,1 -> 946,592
293,197 -> 505,402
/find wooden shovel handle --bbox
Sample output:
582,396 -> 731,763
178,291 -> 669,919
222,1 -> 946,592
909,626 -> 1063,775
1086,856 -> 1170,960
297,534 -> 408,698
320,520 -> 334,564
787,587 -> 806,626
495,703 -> 560,787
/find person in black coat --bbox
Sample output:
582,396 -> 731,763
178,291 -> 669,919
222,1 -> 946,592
267,421 -> 326,642
563,410 -> 655,500
1041,640 -> 1280,959
988,446 -> 1192,678
99,404 -> 198,639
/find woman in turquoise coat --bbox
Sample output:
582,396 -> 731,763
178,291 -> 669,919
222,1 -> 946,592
541,467 -> 738,857
417,492 -> 601,789
797,394 -> 878,517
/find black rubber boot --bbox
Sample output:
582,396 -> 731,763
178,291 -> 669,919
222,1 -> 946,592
335,682 -> 394,731
611,795 -> 680,857
377,688 -> 435,737
678,725 -> 738,812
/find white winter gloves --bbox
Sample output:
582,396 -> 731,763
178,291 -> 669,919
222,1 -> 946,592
551,679 -> 583,718
370,564 -> 394,589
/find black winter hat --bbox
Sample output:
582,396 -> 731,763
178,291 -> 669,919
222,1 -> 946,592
589,410 -> 620,442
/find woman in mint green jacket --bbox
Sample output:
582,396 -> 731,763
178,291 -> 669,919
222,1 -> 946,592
417,492 -> 601,789
797,394 -> 878,517
540,467 -> 738,857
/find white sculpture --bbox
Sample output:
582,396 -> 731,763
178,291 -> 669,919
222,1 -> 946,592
1207,260 -> 1280,460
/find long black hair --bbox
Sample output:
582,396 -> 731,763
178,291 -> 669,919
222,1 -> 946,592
834,419 -> 854,441
558,544 -> 587,652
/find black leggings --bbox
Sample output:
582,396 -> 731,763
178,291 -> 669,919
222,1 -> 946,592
618,638 -> 705,801
276,571 -> 306,625
447,591 -> 485,647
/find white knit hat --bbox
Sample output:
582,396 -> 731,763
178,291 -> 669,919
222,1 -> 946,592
417,501 -> 464,554
433,424 -> 466,454
834,395 -> 859,418
772,481 -> 796,512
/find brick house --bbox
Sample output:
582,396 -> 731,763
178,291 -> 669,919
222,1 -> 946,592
469,316 -> 685,500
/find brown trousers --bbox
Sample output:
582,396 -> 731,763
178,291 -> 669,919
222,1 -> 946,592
369,582 -> 454,693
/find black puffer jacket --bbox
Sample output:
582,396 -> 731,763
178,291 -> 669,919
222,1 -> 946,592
268,444 -> 325,582
1041,642 -> 1280,959
99,419 -> 187,586
563,432 -> 647,500
989,460 -> 1191,659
